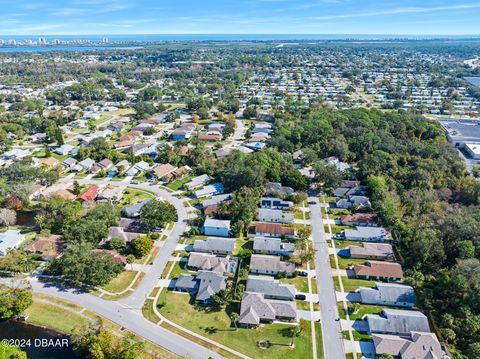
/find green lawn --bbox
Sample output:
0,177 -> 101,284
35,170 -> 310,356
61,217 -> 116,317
329,254 -> 369,270
167,176 -> 195,191
279,276 -> 309,293
333,277 -> 376,292
157,290 -> 314,359
25,301 -> 91,334
326,225 -> 352,234
118,187 -> 156,206
316,322 -> 324,359
342,330 -> 372,342
100,270 -> 137,293
169,260 -> 194,279
234,235 -> 253,255
330,240 -> 362,249
142,299 -> 161,323
338,303 -> 385,320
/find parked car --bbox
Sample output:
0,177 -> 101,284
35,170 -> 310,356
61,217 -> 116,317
298,271 -> 308,277
130,180 -> 139,184
295,294 -> 306,300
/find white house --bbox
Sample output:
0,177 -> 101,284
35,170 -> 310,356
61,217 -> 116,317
0,230 -> 25,256
258,208 -> 294,223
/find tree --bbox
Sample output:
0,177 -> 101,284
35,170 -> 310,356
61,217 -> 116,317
109,237 -> 126,251
130,237 -> 153,258
229,312 -> 240,330
440,327 -> 456,345
126,255 -> 135,270
288,326 -> 302,347
45,243 -> 123,287
0,343 -> 27,359
0,284 -> 33,319
312,160 -> 343,192
139,200 -> 177,229
379,354 -> 393,359
0,208 -> 16,227
73,180 -> 82,196
212,289 -> 231,309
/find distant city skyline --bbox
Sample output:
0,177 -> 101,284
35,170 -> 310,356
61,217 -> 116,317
0,0 -> 479,36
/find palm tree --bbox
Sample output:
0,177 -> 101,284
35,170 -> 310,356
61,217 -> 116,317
289,326 -> 302,347
229,312 -> 240,330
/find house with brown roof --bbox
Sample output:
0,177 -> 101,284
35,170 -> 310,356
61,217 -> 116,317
151,163 -> 177,180
78,185 -> 100,205
41,157 -> 59,169
340,213 -> 378,227
198,133 -> 222,141
25,235 -> 66,260
254,222 -> 295,238
353,261 -> 403,281
50,188 -> 76,200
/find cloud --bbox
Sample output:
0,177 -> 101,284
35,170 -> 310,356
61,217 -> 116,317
312,3 -> 480,20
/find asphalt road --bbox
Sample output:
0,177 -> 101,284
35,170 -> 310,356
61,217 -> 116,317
12,179 -> 222,359
308,196 -> 345,359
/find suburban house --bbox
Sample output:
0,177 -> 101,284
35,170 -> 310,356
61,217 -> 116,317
366,309 -> 430,335
122,199 -> 152,218
258,208 -> 294,223
96,186 -> 124,204
253,237 -> 295,256
254,222 -> 295,238
373,331 -> 445,359
265,183 -> 294,197
78,185 -> 100,206
50,188 -> 76,201
185,174 -> 210,190
89,158 -> 113,174
249,254 -> 295,276
25,235 -> 66,260
151,163 -> 177,180
239,292 -> 297,328
192,237 -> 236,255
336,195 -> 371,209
246,275 -> 295,301
194,183 -> 225,199
187,252 -> 232,273
340,213 -> 378,227
358,282 -> 416,308
353,261 -> 403,281
72,158 -> 95,172
174,270 -> 227,304
201,193 -> 231,208
348,243 -> 395,261
203,218 -> 231,237
41,157 -> 59,169
55,144 -> 77,156
344,227 -> 389,242
107,227 -> 142,243
62,157 -> 77,170
260,197 -> 293,210
0,230 -> 25,256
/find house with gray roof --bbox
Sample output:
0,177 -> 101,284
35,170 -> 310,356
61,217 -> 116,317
203,218 -> 231,237
187,252 -> 230,273
239,292 -> 297,328
253,237 -> 295,256
122,199 -> 152,218
373,331 -> 445,359
201,193 -> 231,208
250,254 -> 295,276
359,283 -> 415,308
246,275 -> 295,301
193,237 -> 236,255
366,309 -> 430,335
194,183 -> 224,199
260,197 -> 293,210
62,157 -> 77,170
344,226 -> 389,242
174,271 -> 227,304
349,243 -> 394,261
185,174 -> 210,190
258,208 -> 294,224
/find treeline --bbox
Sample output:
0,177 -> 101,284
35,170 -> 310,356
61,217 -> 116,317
269,107 -> 480,357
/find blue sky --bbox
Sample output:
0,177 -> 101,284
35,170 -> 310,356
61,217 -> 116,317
0,0 -> 479,35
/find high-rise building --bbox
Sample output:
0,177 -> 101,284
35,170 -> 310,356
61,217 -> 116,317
9,39 -> 16,45
101,37 -> 109,43
38,37 -> 47,45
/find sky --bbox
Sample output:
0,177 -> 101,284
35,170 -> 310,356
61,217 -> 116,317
0,0 -> 479,36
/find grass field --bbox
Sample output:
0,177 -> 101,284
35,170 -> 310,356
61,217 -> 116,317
169,260 -> 194,279
333,277 -> 376,292
338,303 -> 385,320
118,187 -> 156,207
157,290 -> 315,359
330,240 -> 362,249
25,301 -> 91,334
279,276 -> 309,293
329,254 -> 369,270
101,270 -> 138,293
167,176 -> 195,191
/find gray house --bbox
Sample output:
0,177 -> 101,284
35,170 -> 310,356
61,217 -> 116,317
358,283 -> 416,308
246,275 -> 295,301
373,331 -> 445,359
122,199 -> 152,218
187,252 -> 230,273
366,309 -> 430,335
253,237 -> 295,256
249,254 -> 295,276
349,243 -> 394,261
260,197 -> 293,210
174,270 -> 227,304
239,292 -> 297,328
344,227 -> 389,242
193,237 -> 236,255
